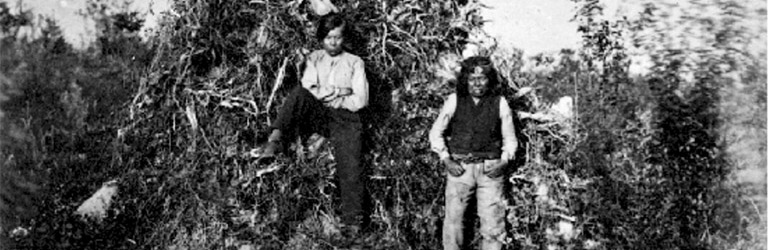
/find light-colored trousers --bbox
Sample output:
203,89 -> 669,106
443,159 -> 506,250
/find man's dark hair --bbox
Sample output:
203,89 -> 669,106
315,13 -> 351,42
456,56 -> 501,97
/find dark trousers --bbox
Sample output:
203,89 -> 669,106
271,87 -> 365,226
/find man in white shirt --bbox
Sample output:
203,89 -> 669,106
252,14 -> 369,242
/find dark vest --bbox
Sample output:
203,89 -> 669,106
447,95 -> 502,158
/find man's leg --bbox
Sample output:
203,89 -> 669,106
256,87 -> 328,158
270,86 -> 329,139
443,162 -> 477,250
477,159 -> 507,250
328,109 -> 365,228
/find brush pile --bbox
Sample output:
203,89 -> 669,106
112,0 -> 764,249
118,0 -> 585,247
116,0 -> 525,248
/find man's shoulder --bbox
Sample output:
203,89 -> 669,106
487,94 -> 508,103
306,50 -> 326,61
445,93 -> 458,102
440,93 -> 458,110
342,52 -> 364,64
497,95 -> 510,104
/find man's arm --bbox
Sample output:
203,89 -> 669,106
430,94 -> 464,176
301,52 -> 336,100
339,58 -> 369,112
429,94 -> 457,160
499,97 -> 518,161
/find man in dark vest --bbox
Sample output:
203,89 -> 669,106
429,56 -> 518,250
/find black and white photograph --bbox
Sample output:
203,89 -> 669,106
0,0 -> 765,249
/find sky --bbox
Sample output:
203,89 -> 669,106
482,0 -> 581,55
11,0 -> 171,48
11,0 -> 586,55
9,0 -> 766,56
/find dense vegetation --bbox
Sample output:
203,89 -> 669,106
0,0 -> 765,249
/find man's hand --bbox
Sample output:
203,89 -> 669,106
320,87 -> 353,102
442,158 -> 464,177
337,87 -> 353,97
484,159 -> 508,178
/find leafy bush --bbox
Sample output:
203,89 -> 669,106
0,2 -> 153,248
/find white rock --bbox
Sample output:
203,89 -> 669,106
74,179 -> 119,222
238,244 -> 255,250
517,96 -> 573,124
308,0 -> 338,16
551,96 -> 573,121
557,221 -> 574,241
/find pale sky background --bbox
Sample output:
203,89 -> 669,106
11,0 -> 171,48
9,0 -> 766,56
482,0 -> 581,54
9,0 -> 584,54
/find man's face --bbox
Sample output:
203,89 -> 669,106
322,26 -> 344,56
468,71 -> 489,97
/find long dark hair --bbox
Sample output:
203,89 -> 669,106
456,56 -> 501,97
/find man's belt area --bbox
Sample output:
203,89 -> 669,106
451,153 -> 500,164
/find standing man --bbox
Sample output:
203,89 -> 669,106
429,56 -> 518,250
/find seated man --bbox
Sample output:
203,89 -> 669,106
251,13 -> 369,242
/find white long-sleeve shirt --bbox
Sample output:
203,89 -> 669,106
301,50 -> 369,112
429,93 -> 518,161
